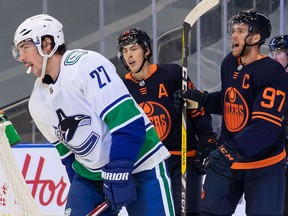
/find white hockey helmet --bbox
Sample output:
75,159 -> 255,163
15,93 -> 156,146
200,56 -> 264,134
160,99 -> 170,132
12,14 -> 65,60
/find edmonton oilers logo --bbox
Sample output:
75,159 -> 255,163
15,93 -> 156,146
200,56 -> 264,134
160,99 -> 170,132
223,87 -> 249,132
139,101 -> 171,141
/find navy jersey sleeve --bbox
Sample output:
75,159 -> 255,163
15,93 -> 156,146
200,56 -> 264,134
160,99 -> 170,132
205,91 -> 222,115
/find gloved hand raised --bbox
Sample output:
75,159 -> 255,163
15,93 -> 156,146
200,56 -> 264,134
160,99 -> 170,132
174,89 -> 209,112
194,131 -> 218,174
204,144 -> 242,178
102,160 -> 136,211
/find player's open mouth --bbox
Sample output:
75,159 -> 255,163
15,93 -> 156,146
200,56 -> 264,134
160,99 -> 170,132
129,61 -> 135,66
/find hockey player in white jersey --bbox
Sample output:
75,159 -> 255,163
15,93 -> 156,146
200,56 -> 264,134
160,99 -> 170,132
12,14 -> 175,216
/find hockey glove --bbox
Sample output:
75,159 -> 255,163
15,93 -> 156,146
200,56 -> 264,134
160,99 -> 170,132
173,91 -> 185,113
178,89 -> 209,112
204,144 -> 242,178
194,132 -> 218,174
102,160 -> 136,211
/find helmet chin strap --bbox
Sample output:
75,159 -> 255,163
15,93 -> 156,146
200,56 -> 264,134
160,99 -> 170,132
40,55 -> 49,79
134,57 -> 147,73
38,42 -> 59,79
238,35 -> 260,57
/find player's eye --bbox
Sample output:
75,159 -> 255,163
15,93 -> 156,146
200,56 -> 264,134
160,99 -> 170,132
276,50 -> 285,55
23,46 -> 30,51
131,47 -> 138,51
19,44 -> 34,53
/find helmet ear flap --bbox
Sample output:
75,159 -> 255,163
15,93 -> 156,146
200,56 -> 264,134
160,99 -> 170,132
143,44 -> 151,60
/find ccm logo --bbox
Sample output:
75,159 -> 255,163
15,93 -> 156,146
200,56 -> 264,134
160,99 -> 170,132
219,146 -> 234,161
102,172 -> 129,181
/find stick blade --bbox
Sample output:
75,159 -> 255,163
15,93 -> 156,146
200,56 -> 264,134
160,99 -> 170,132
184,0 -> 220,27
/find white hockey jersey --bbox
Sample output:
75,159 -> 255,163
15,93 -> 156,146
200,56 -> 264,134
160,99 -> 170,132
29,49 -> 170,180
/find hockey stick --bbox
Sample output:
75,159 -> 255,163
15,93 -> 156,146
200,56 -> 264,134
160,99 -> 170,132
181,0 -> 220,215
87,200 -> 109,216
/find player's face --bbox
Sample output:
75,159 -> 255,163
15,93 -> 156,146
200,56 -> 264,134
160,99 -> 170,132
231,23 -> 250,57
122,43 -> 145,73
17,40 -> 43,77
270,50 -> 288,69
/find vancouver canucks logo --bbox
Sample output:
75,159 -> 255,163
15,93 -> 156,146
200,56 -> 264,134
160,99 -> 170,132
54,109 -> 91,143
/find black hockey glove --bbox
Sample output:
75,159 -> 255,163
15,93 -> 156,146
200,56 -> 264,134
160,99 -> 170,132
173,91 -> 185,113
204,144 -> 242,178
178,89 -> 209,112
194,131 -> 218,175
